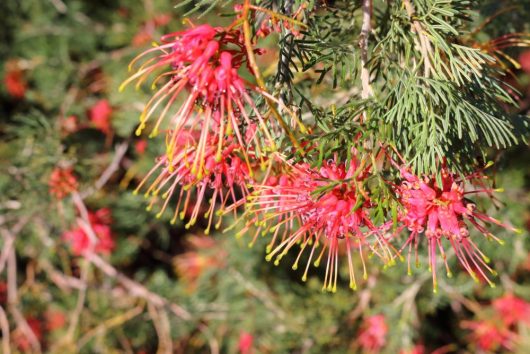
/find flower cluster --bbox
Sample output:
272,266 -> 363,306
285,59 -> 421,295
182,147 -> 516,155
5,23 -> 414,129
122,19 -> 282,230
62,208 -> 114,255
241,153 -> 393,292
394,162 -> 519,291
135,133 -> 252,232
122,10 -> 519,292
121,22 -> 275,162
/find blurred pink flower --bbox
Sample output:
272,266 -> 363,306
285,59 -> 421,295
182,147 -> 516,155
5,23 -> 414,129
358,315 -> 388,353
62,208 -> 114,255
14,317 -> 42,352
493,294 -> 530,326
238,331 -> 253,354
462,319 -> 515,352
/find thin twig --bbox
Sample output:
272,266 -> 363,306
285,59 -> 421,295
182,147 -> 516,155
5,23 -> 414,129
39,259 -> 85,291
63,192 -> 100,343
77,304 -> 145,349
0,216 -> 32,274
241,0 -> 306,154
7,243 -> 41,353
80,142 -> 129,199
403,0 -> 433,78
359,0 -> 374,100
84,252 -> 190,319
230,269 -> 285,320
147,302 -> 173,354
64,260 -> 89,341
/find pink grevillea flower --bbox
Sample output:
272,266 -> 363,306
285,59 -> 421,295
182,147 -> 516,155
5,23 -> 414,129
239,154 -> 393,292
135,130 -> 252,233
393,160 -> 519,291
358,315 -> 388,353
492,294 -> 530,326
62,208 -> 114,255
49,167 -> 78,199
462,319 -> 515,352
121,23 -> 275,163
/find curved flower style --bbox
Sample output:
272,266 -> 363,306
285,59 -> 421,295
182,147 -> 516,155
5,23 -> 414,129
135,129 -> 252,233
121,23 -> 275,164
394,162 -> 520,291
240,154 -> 393,292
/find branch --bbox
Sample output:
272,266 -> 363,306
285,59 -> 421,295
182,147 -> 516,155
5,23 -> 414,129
241,0 -> 307,154
359,0 -> 374,100
80,142 -> 129,199
77,304 -> 145,349
403,0 -> 433,78
7,240 -> 41,353
83,252 -> 191,319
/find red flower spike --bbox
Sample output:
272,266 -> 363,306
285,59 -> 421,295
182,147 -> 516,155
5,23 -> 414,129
121,23 -> 275,165
135,129 -> 252,234
358,315 -> 388,353
391,155 -> 520,291
238,153 -> 393,292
